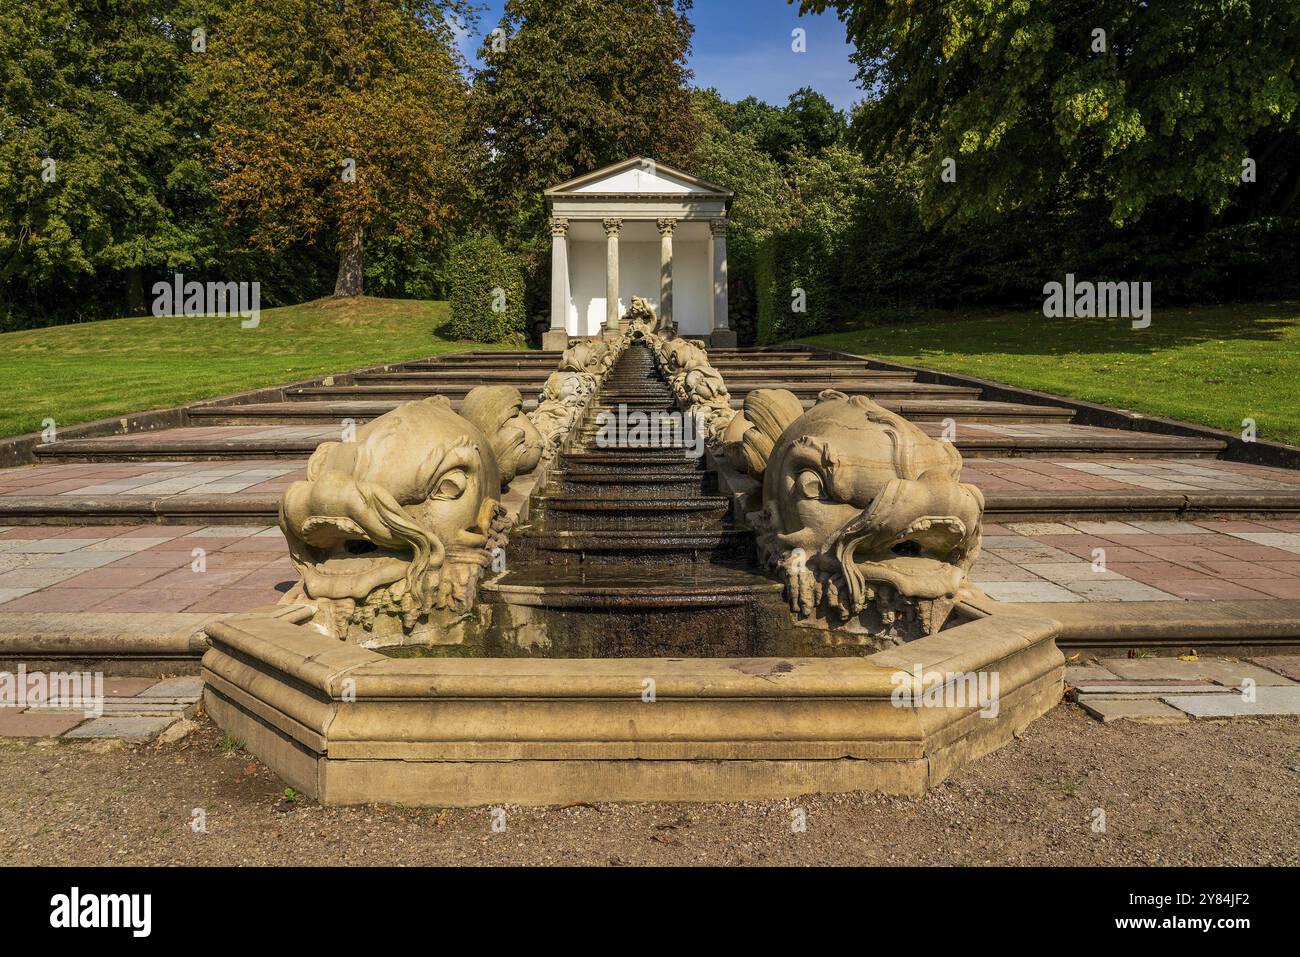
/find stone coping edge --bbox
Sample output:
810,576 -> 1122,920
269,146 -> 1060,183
200,611 -> 1064,804
0,351 -> 494,469
800,346 -> 1300,470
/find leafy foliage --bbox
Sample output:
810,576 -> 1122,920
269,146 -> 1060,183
805,0 -> 1300,227
201,0 -> 472,296
445,234 -> 527,343
469,0 -> 700,232
0,0 -> 224,326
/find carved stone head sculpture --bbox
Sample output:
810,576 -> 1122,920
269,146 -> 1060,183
280,387 -> 542,643
559,339 -> 612,376
653,336 -> 733,439
734,389 -> 984,643
459,385 -> 544,483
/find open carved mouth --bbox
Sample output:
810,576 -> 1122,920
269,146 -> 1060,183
832,514 -> 973,636
289,516 -> 421,601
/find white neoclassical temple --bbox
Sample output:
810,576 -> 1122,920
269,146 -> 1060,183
542,157 -> 736,349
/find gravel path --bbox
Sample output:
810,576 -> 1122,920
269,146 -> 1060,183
1,704 -> 1296,866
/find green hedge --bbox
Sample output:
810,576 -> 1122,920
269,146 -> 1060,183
754,229 -> 838,344
446,233 -> 527,343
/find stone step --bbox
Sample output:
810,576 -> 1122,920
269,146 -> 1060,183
729,381 -> 982,400
938,426 -> 1227,459
185,396 -> 1075,427
285,384 -> 548,401
351,370 -> 564,384
533,495 -> 732,530
980,488 -> 1300,522
479,563 -> 791,657
562,450 -> 706,468
188,398 -> 539,426
33,435 -> 322,462
708,364 -> 915,378
29,420 -> 1225,463
12,485 -> 1300,528
550,471 -> 716,497
509,527 -> 755,564
483,563 -> 781,609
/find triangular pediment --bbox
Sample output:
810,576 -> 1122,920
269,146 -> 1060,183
545,157 -> 731,197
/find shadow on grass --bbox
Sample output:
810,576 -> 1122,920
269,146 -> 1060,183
801,301 -> 1300,359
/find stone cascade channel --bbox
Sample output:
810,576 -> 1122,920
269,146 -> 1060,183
479,342 -> 796,657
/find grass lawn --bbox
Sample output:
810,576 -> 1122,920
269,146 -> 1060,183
0,297 -> 522,438
799,300 -> 1300,445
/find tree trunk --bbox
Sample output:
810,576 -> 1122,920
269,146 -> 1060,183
127,267 -> 145,315
334,227 -> 364,297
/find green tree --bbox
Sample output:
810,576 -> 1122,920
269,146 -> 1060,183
0,0 -> 221,325
807,0 -> 1300,226
470,0 -> 700,232
689,88 -> 795,339
202,0 -> 471,297
730,88 -> 845,164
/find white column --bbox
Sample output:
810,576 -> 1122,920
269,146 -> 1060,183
603,217 -> 622,336
657,218 -> 674,327
549,217 -> 569,335
710,218 -> 729,332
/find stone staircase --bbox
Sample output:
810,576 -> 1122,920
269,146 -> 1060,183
479,342 -> 792,657
5,339 -> 1300,663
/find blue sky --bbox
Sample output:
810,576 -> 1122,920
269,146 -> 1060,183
454,0 -> 864,112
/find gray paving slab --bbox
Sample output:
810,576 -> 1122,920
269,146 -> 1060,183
1163,686 -> 1300,718
1101,657 -> 1296,687
1064,663 -> 1120,682
1072,683 -> 1224,696
63,716 -> 176,739
1078,698 -> 1189,724
140,677 -> 204,698
978,580 -> 1083,603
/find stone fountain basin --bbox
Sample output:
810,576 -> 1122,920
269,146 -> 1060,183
202,610 -> 1063,806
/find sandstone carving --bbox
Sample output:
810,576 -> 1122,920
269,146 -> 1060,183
280,387 -> 543,644
530,369 -> 598,462
459,384 -> 544,484
647,334 -> 735,441
625,295 -> 674,339
559,338 -> 614,376
730,388 -> 984,644
529,338 -> 623,463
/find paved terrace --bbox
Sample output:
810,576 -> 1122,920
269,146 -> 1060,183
0,344 -> 1298,716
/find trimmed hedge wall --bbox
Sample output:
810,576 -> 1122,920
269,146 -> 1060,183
446,233 -> 527,343
754,228 -> 839,344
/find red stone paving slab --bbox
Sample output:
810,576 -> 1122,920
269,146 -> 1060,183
1193,519 -> 1281,532
0,524 -> 291,614
1207,544 -> 1300,561
54,565 -> 172,588
1107,562 -> 1215,583
962,458 -> 1300,492
182,588 -> 287,612
1242,579 -> 1300,598
0,460 -> 308,497
978,519 -> 1300,602
89,588 -> 219,612
1155,580 -> 1274,600
0,588 -> 129,612
0,709 -> 86,737
1251,656 -> 1300,681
